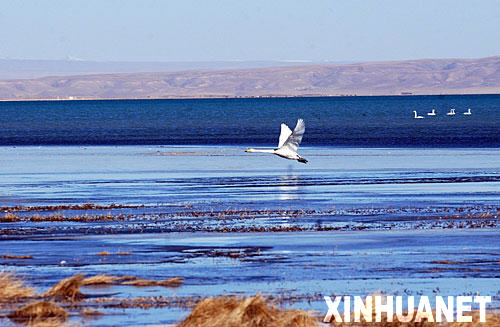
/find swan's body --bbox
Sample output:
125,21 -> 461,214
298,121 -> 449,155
427,109 -> 436,116
245,119 -> 307,163
413,111 -> 424,119
464,108 -> 472,115
447,108 -> 456,115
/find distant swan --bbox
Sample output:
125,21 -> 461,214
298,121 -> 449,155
246,119 -> 308,163
413,111 -> 424,119
447,108 -> 456,116
427,109 -> 436,116
464,108 -> 472,115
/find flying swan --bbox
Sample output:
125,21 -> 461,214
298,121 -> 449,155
245,119 -> 308,163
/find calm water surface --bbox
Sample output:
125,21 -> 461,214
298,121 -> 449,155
0,95 -> 499,146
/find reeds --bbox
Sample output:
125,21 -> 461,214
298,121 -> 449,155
449,311 -> 500,327
81,309 -> 103,316
81,274 -> 137,286
40,274 -> 183,298
178,295 -> 318,327
0,272 -> 35,301
80,274 -> 183,288
7,301 -> 68,325
332,312 -> 500,327
96,251 -> 111,256
0,202 -> 144,212
0,254 -> 33,259
1,272 -> 186,325
121,277 -> 184,287
3,271 -> 499,327
81,274 -> 119,286
42,274 -> 84,300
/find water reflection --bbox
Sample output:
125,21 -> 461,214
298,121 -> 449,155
278,165 -> 301,200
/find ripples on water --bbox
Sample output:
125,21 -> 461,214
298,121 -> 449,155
1,146 -> 499,208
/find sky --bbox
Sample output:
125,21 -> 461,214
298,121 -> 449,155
1,0 -> 500,63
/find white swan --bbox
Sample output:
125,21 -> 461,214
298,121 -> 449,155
245,119 -> 308,163
447,108 -> 456,115
464,108 -> 472,115
427,109 -> 436,116
413,111 -> 424,119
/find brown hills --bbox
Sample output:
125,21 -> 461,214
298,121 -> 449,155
1,56 -> 499,100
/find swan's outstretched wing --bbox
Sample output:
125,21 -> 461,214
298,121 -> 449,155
280,119 -> 305,152
278,123 -> 293,148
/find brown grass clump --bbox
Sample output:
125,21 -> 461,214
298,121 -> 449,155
179,295 -> 318,327
331,305 -> 500,327
115,275 -> 139,282
0,254 -> 33,259
122,277 -> 184,288
81,309 -> 103,316
96,251 -> 110,256
42,274 -> 84,300
336,313 -> 500,327
0,272 -> 35,301
448,311 -> 500,327
81,274 -> 119,286
7,301 -> 68,325
82,274 -> 185,287
81,274 -> 137,286
0,212 -> 21,222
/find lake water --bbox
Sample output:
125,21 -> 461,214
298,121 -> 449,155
0,95 -> 499,326
1,95 -> 499,147
1,146 -> 499,210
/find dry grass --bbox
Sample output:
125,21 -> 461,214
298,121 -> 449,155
330,306 -> 500,327
1,272 -> 193,325
81,274 -> 118,286
178,295 -> 318,327
448,311 -> 500,326
7,301 -> 68,325
1,212 -> 21,222
41,273 -> 182,296
0,254 -> 33,259
96,251 -> 111,256
81,274 -> 137,286
333,314 -> 500,327
121,277 -> 184,287
81,309 -> 103,316
42,274 -> 84,300
0,272 -> 35,301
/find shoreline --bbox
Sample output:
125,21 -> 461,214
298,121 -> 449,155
1,91 -> 500,102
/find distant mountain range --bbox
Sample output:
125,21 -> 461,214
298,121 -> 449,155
0,59 -> 347,80
1,56 -> 499,100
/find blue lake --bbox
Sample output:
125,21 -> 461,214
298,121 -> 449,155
0,95 -> 499,146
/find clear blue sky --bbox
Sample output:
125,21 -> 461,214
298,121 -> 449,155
1,0 -> 499,62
